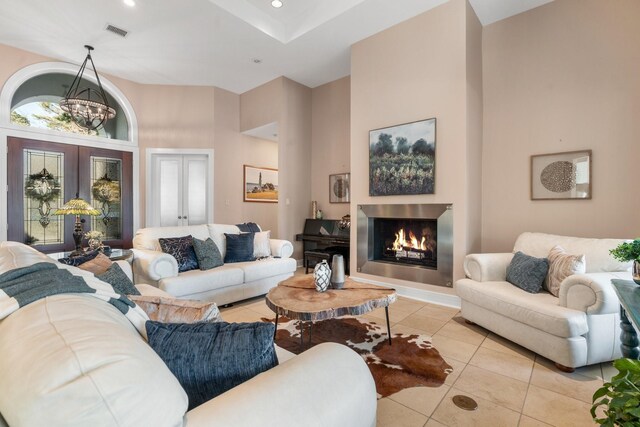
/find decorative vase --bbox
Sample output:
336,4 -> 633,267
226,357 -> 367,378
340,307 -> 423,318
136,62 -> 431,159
330,254 -> 345,289
311,201 -> 318,220
88,238 -> 102,251
316,209 -> 323,219
633,260 -> 640,285
314,260 -> 331,292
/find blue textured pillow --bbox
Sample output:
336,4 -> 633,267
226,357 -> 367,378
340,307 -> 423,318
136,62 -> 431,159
146,321 -> 278,410
506,251 -> 549,293
224,233 -> 256,263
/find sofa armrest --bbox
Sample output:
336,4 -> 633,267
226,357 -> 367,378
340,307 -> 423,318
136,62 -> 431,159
184,343 -> 377,427
131,248 -> 178,283
463,253 -> 514,282
559,272 -> 626,315
270,239 -> 293,259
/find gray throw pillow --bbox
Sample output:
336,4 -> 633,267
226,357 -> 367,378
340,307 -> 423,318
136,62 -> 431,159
192,238 -> 224,270
96,263 -> 140,296
146,321 -> 278,410
506,251 -> 549,294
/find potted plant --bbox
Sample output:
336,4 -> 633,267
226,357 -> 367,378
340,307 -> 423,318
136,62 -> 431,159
592,358 -> 640,426
610,239 -> 640,285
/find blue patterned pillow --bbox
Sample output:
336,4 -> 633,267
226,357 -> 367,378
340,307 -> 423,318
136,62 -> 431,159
159,235 -> 199,273
506,251 -> 549,293
146,321 -> 278,410
224,233 -> 255,263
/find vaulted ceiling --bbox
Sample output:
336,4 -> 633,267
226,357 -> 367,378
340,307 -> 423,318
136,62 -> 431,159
0,0 -> 553,93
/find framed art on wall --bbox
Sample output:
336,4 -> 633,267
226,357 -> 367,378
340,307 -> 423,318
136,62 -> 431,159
243,165 -> 278,203
329,173 -> 350,203
369,118 -> 436,196
530,150 -> 591,200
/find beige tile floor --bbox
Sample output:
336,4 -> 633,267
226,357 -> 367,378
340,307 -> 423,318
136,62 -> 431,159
220,283 -> 609,427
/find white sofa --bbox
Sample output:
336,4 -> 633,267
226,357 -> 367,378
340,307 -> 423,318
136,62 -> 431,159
132,224 -> 297,305
0,242 -> 377,427
455,232 -> 632,370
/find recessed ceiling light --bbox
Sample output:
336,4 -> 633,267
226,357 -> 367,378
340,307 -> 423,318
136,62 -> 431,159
123,0 -> 135,7
252,58 -> 262,64
271,0 -> 283,8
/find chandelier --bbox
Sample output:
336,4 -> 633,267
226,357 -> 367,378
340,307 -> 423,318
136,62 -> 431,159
60,45 -> 116,131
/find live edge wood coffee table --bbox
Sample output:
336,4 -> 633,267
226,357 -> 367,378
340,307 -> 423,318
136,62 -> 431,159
266,275 -> 397,348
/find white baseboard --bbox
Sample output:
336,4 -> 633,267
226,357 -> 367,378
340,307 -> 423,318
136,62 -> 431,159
351,276 -> 461,309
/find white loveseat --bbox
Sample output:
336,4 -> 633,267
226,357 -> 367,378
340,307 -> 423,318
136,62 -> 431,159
132,224 -> 297,305
455,232 -> 632,370
0,242 -> 377,427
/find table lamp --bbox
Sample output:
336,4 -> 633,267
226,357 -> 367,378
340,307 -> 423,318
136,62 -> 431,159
54,194 -> 100,256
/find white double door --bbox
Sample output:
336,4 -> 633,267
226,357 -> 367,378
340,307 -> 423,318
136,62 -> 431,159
148,152 -> 212,227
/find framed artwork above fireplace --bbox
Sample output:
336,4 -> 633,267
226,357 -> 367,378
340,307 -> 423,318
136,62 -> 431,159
369,118 -> 436,196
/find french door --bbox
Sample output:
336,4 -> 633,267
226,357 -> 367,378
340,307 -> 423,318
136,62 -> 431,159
148,153 -> 210,227
7,137 -> 133,252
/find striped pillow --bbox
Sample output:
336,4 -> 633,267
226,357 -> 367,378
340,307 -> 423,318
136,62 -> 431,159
545,245 -> 586,297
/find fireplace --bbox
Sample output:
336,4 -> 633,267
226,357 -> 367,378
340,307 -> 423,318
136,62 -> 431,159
357,204 -> 453,287
373,218 -> 437,269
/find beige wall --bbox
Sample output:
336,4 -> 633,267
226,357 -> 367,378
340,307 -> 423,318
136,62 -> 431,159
279,78 -> 312,259
213,87 -> 279,235
311,76 -> 351,220
481,0 -> 640,252
350,0 -> 481,293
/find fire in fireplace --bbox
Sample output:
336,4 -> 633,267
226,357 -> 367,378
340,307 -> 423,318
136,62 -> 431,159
373,218 -> 437,269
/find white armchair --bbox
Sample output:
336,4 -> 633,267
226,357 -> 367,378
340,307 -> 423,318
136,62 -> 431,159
455,232 -> 632,370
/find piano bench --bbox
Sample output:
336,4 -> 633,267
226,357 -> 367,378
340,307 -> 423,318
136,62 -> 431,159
304,251 -> 333,274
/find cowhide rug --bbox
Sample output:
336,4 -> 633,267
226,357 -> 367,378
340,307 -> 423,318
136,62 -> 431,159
263,316 -> 452,397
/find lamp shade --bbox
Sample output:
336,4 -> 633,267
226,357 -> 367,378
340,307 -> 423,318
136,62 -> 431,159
54,196 -> 100,216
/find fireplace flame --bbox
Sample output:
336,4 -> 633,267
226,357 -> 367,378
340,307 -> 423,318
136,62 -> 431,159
392,229 -> 428,251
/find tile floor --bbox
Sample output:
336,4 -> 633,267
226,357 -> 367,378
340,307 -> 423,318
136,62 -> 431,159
220,283 -> 610,427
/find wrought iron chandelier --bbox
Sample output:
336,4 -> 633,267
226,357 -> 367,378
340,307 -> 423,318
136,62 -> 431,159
60,45 -> 116,131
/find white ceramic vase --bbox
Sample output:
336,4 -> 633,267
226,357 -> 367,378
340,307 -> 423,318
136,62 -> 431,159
314,260 -> 331,292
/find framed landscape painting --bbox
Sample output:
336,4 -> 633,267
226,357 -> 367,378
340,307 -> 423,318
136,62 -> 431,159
244,165 -> 278,203
531,150 -> 591,200
369,118 -> 436,196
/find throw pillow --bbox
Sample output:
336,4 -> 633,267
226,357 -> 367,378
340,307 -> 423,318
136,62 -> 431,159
506,251 -> 549,294
96,263 -> 141,296
224,233 -> 256,263
192,237 -> 224,270
236,222 -> 261,233
146,321 -> 278,410
253,230 -> 271,258
159,235 -> 199,272
57,249 -> 100,267
77,253 -> 113,275
129,295 -> 221,323
545,245 -> 586,297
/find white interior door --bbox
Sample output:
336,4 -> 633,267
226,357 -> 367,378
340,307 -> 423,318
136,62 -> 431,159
149,152 -> 212,227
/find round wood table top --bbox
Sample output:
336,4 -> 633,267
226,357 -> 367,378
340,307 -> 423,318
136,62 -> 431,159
265,275 -> 397,322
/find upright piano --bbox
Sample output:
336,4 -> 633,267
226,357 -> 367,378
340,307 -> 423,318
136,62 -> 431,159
296,219 -> 350,274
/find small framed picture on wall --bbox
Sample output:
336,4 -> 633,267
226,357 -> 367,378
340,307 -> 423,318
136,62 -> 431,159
329,173 -> 350,203
530,150 -> 592,200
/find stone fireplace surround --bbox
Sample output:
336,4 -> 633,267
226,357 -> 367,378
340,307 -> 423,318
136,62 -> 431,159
357,203 -> 453,287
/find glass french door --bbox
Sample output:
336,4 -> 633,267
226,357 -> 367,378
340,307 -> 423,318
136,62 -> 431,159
7,137 -> 133,252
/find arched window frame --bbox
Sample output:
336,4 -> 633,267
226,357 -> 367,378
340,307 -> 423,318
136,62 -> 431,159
0,62 -> 140,242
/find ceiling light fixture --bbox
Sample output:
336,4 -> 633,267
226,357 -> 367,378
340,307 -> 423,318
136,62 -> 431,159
271,0 -> 283,8
123,0 -> 135,7
60,45 -> 116,131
